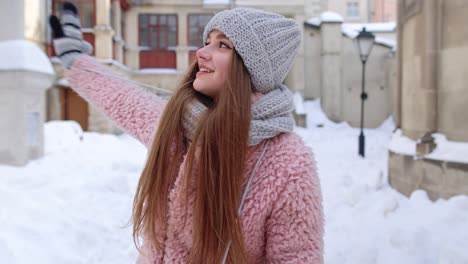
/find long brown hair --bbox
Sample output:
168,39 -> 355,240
132,50 -> 254,263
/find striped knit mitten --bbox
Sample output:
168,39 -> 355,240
49,2 -> 92,69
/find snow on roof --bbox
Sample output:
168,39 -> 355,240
341,23 -> 396,49
342,22 -> 396,33
0,40 -> 54,75
321,11 -> 344,23
307,11 -> 344,26
375,37 -> 396,49
306,17 -> 322,27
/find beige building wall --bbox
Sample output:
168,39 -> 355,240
389,0 -> 468,200
326,0 -> 370,22
437,0 -> 468,142
396,0 -> 468,142
320,22 -> 343,121
341,39 -> 394,128
371,0 -> 397,22
303,26 -> 322,99
305,0 -> 328,19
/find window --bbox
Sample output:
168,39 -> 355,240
139,14 -> 177,50
53,0 -> 95,28
138,14 -> 178,68
188,14 -> 214,63
188,14 -> 213,47
346,1 -> 360,18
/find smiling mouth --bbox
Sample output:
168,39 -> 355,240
199,68 -> 214,73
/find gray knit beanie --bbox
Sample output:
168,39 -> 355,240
203,8 -> 302,93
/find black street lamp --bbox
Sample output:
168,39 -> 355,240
353,27 -> 375,157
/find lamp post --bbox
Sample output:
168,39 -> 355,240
353,27 -> 375,157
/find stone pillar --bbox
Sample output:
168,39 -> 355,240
124,9 -> 139,70
176,11 -> 190,71
437,1 -> 468,141
112,0 -> 124,63
320,16 -> 343,121
0,41 -> 55,166
399,0 -> 438,140
94,0 -> 114,60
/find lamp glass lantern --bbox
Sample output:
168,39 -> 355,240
354,27 -> 375,63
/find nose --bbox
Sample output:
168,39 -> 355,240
196,45 -> 211,61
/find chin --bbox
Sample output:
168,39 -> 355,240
193,81 -> 205,95
193,81 -> 216,98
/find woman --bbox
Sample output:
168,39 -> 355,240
50,3 -> 323,263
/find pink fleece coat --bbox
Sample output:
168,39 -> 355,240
67,55 -> 324,263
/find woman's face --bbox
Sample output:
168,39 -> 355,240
193,30 -> 234,98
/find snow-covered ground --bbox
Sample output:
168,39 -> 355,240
1,100 -> 467,264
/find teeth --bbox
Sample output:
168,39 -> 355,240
200,68 -> 213,73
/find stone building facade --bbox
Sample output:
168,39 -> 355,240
388,0 -> 468,200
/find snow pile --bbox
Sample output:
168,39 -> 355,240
293,92 -> 306,114
0,121 -> 146,264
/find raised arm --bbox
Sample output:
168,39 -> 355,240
50,2 -> 166,147
265,149 -> 324,263
67,55 -> 166,147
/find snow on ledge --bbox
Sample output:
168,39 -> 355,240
343,22 -> 396,33
203,0 -> 229,5
0,40 -> 54,75
306,11 -> 343,27
341,24 -> 396,49
306,17 -> 322,27
321,11 -> 344,23
56,77 -> 69,87
389,129 -> 468,164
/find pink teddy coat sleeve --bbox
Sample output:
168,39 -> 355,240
66,55 -> 166,147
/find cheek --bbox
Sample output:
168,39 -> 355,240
217,56 -> 232,81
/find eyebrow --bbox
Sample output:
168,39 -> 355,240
216,33 -> 228,40
208,33 -> 231,42
207,33 -> 234,48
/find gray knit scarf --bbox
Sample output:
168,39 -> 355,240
182,84 -> 295,146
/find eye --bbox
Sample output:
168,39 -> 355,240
220,42 -> 231,49
204,42 -> 210,46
